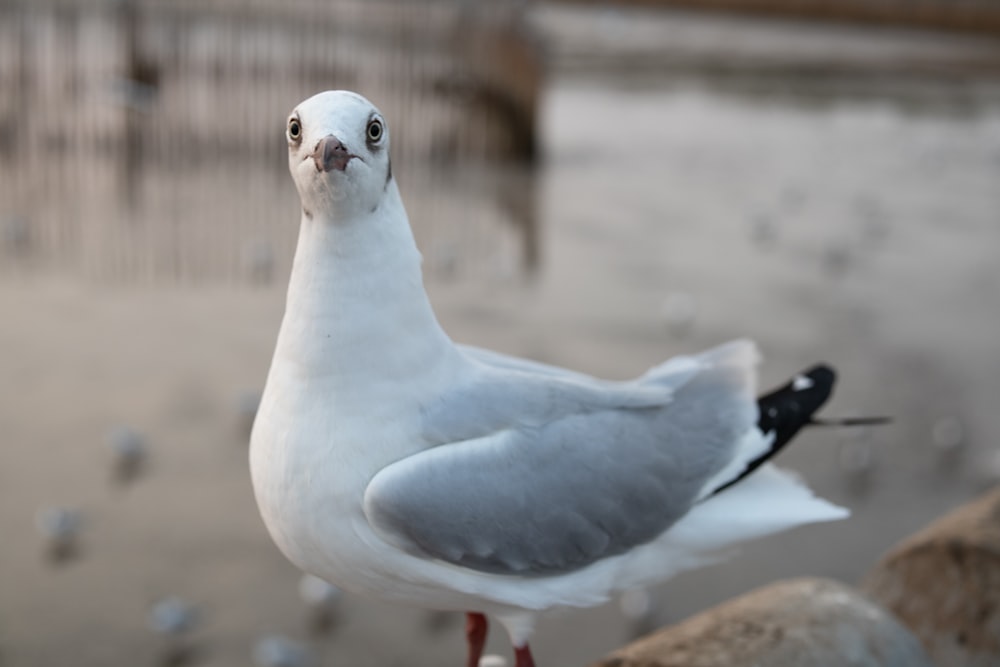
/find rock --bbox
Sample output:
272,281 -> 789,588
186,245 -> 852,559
591,577 -> 932,667
148,597 -> 201,667
107,424 -> 147,483
298,574 -> 342,635
863,486 -> 1000,667
252,635 -> 314,667
422,609 -> 458,634
35,506 -> 83,564
148,597 -> 199,637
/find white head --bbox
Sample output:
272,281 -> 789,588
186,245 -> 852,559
286,91 -> 393,221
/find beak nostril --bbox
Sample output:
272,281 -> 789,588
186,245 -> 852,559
315,137 -> 346,153
313,135 -> 353,173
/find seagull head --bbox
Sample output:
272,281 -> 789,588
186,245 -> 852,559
286,91 -> 393,220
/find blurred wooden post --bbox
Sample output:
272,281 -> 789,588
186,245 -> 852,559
567,0 -> 1000,35
591,578 -> 934,667
117,0 -> 141,210
864,486 -> 1000,667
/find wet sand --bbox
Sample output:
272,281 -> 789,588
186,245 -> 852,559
4,13 -> 1000,667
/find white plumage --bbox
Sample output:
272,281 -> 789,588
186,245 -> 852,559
250,90 -> 847,667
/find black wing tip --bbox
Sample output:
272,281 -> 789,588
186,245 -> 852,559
807,363 -> 836,381
760,362 -> 838,414
708,362 -> 840,498
800,363 -> 837,393
709,362 -> 895,498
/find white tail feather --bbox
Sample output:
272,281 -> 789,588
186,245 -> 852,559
605,463 -> 847,595
667,464 -> 848,555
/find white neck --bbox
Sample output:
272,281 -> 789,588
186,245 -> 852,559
271,181 -> 460,399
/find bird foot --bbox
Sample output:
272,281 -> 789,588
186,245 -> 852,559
466,612 -> 488,667
514,644 -> 535,667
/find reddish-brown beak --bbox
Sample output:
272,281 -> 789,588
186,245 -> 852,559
313,135 -> 353,172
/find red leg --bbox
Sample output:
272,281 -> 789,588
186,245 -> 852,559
514,643 -> 536,667
465,612 -> 488,667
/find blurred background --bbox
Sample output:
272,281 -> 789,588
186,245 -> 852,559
2,0 -> 1000,665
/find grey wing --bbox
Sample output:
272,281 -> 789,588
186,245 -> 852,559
424,342 -> 719,445
363,359 -> 757,576
458,344 -> 597,381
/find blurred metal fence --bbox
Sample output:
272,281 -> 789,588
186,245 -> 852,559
0,0 -> 542,283
563,0 -> 1000,34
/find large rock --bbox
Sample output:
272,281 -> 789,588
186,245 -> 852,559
592,577 -> 933,667
864,486 -> 1000,667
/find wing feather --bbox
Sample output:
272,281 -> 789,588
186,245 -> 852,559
364,341 -> 760,576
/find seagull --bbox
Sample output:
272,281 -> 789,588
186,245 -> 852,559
250,90 -> 857,667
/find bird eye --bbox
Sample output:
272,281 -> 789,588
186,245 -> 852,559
366,119 -> 383,143
288,118 -> 301,142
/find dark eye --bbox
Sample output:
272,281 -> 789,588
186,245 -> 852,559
288,118 -> 301,141
367,119 -> 383,143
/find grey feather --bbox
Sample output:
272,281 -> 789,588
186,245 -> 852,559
458,345 -> 596,381
364,346 -> 757,576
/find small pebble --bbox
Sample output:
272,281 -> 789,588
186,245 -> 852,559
35,506 -> 83,563
252,635 -> 314,667
299,574 -> 341,607
479,655 -> 508,667
298,574 -> 342,634
149,597 -> 199,637
157,642 -> 200,667
107,424 -> 147,483
423,609 -> 458,634
149,597 -> 201,667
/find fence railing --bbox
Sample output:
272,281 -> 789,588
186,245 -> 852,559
558,0 -> 1000,34
0,0 -> 542,283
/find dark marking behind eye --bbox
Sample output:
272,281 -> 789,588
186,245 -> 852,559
385,158 -> 392,189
